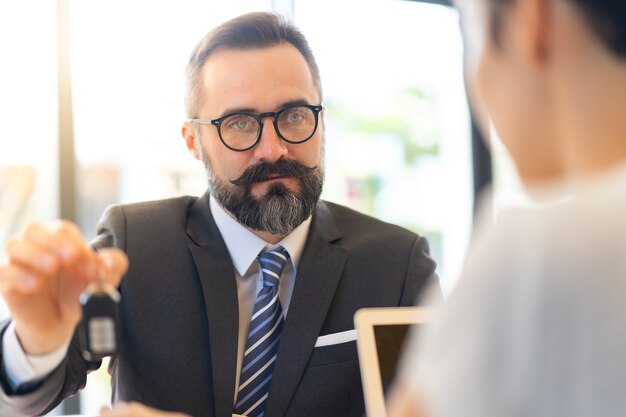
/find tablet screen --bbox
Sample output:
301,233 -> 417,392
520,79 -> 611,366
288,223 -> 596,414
373,324 -> 411,393
355,307 -> 430,417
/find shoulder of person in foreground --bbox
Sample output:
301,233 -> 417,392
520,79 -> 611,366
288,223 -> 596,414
395,190 -> 626,417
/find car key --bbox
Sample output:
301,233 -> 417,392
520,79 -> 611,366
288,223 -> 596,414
80,278 -> 121,361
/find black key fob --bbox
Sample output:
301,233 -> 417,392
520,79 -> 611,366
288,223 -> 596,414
80,282 -> 121,361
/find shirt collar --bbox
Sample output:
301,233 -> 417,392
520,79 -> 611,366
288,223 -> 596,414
210,195 -> 311,276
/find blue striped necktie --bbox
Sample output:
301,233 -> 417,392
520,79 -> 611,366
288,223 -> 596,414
234,247 -> 290,417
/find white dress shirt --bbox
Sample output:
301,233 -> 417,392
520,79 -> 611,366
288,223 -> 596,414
399,164 -> 626,417
3,195 -> 311,395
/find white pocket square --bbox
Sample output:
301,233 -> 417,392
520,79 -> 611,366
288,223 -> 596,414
314,329 -> 357,347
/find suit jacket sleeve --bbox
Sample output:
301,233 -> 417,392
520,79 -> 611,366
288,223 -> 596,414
400,235 -> 439,307
0,320 -> 97,416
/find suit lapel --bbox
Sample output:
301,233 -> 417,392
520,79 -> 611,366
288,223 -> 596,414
187,193 -> 238,417
265,202 -> 348,417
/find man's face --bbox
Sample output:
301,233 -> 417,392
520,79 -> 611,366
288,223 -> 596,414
185,43 -> 324,235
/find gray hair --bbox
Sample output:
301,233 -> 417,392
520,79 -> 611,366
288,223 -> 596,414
184,12 -> 323,118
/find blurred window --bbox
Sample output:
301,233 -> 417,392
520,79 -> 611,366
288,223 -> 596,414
0,0 -> 59,322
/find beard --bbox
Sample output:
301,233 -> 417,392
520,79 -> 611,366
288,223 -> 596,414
198,145 -> 324,236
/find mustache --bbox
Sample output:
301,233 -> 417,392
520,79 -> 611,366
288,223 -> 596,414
230,158 -> 317,186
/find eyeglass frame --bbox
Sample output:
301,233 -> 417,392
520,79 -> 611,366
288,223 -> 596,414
189,103 -> 324,152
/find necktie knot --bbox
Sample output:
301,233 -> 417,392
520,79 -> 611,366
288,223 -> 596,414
258,247 -> 290,288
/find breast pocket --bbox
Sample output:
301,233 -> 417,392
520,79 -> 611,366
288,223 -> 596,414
307,340 -> 358,367
287,340 -> 363,417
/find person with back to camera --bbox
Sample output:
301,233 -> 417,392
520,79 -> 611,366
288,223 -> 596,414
0,11 -> 437,417
388,0 -> 626,416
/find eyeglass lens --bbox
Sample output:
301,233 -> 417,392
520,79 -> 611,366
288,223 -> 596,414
219,106 -> 317,150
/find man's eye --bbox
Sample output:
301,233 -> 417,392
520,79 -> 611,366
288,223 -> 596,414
287,112 -> 303,122
283,109 -> 308,124
226,117 -> 252,130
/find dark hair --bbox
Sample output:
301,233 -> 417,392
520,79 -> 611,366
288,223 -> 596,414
489,0 -> 626,58
184,12 -> 322,118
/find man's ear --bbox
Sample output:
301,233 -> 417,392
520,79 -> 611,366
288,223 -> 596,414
182,122 -> 201,160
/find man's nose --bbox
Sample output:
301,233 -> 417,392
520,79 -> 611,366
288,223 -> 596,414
253,118 -> 288,162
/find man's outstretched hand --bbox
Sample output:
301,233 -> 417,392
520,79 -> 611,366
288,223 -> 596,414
0,220 -> 128,355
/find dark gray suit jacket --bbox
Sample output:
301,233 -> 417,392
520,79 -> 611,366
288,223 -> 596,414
0,193 -> 436,417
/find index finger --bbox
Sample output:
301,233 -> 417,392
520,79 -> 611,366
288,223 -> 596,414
23,220 -> 94,263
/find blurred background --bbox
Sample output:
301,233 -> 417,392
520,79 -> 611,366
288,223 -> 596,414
0,0 -> 521,414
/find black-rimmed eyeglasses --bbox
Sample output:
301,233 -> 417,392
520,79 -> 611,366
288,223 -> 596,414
190,104 -> 323,152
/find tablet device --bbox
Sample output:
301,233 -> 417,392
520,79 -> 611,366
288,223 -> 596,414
354,307 -> 430,417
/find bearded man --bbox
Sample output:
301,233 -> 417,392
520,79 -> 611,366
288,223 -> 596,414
0,12 -> 437,417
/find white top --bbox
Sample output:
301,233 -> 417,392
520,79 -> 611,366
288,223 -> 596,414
399,164 -> 626,417
3,195 -> 311,397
